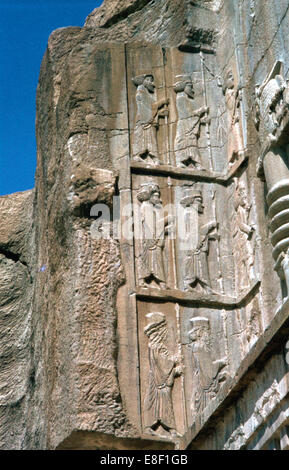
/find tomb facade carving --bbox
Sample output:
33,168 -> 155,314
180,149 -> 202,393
232,178 -> 255,293
135,181 -> 173,289
143,312 -> 183,438
222,68 -> 245,167
255,61 -> 289,301
3,0 -> 289,451
188,316 -> 227,413
174,76 -> 209,170
180,185 -> 218,294
132,74 -> 169,165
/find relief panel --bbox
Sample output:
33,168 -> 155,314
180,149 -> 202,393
165,47 -> 230,173
126,44 -> 169,166
137,301 -> 187,438
180,305 -> 228,427
132,175 -> 176,290
173,180 -> 234,297
117,43 -> 262,445
229,174 -> 257,295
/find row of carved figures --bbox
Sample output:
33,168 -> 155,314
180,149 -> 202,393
140,59 -> 289,440
143,311 -> 227,438
132,69 -> 244,169
136,180 -> 255,295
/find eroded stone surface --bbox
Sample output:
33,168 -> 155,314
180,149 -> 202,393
1,0 -> 289,450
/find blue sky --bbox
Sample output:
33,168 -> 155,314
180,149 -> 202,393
0,0 -> 103,196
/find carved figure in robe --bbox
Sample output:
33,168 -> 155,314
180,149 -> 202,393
181,186 -> 218,294
137,182 -> 173,289
132,74 -> 169,165
174,76 -> 209,169
188,317 -> 227,414
222,69 -> 244,166
233,180 -> 255,292
144,312 -> 182,438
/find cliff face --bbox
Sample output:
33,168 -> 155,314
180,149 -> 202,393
0,191 -> 33,448
1,0 -> 289,450
85,0 -> 153,28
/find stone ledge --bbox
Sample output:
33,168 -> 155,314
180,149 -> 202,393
56,430 -> 174,450
130,152 -> 248,184
134,280 -> 259,308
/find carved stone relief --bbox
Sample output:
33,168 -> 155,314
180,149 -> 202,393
255,62 -> 288,157
128,46 -> 248,174
132,74 -> 169,165
174,76 -> 209,170
246,297 -> 262,346
232,178 -> 255,293
137,301 -> 186,438
126,44 -> 169,166
223,426 -> 246,450
121,43 -> 260,443
143,312 -> 183,438
178,25 -> 216,56
174,180 -> 236,298
179,305 -> 229,428
135,181 -> 173,289
5,0 -> 289,451
168,51 -> 227,173
255,61 -> 289,301
253,379 -> 281,427
188,316 -> 227,414
179,185 -> 218,294
222,68 -> 245,167
179,0 -> 219,53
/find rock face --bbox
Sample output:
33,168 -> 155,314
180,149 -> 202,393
85,0 -> 152,28
1,0 -> 289,450
0,191 -> 33,448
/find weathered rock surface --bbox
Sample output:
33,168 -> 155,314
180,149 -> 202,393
0,191 -> 33,448
1,0 -> 289,450
85,0 -> 152,28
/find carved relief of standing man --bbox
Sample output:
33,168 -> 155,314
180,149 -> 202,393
233,180 -> 255,293
144,312 -> 182,438
188,317 -> 227,414
222,69 -> 245,166
174,76 -> 209,169
137,182 -> 173,289
132,74 -> 169,165
181,186 -> 218,294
